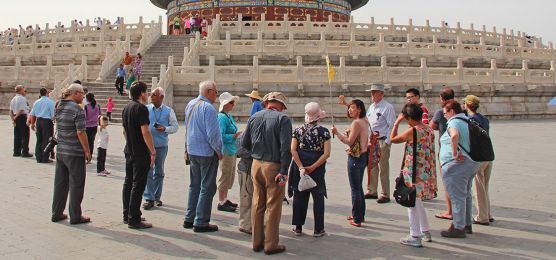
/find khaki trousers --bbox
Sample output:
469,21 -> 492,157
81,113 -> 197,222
238,170 -> 253,231
251,160 -> 284,251
368,140 -> 391,197
217,155 -> 237,192
474,161 -> 493,222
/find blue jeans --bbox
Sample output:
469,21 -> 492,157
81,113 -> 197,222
347,153 -> 368,223
143,146 -> 169,201
442,156 -> 480,229
185,154 -> 219,226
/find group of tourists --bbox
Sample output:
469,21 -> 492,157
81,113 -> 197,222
171,14 -> 208,37
9,79 -> 495,254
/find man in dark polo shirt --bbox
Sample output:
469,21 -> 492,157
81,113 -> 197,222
242,92 -> 292,255
430,87 -> 455,220
51,83 -> 91,224
122,81 -> 156,229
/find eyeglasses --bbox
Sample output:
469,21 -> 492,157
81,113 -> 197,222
406,95 -> 416,100
208,89 -> 218,94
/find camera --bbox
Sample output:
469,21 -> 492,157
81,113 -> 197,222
153,122 -> 160,128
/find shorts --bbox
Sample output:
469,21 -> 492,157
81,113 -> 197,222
217,155 -> 237,192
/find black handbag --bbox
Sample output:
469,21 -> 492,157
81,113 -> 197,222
393,127 -> 417,207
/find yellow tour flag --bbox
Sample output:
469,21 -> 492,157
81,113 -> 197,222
326,55 -> 335,83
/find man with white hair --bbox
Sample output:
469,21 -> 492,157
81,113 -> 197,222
51,83 -> 91,224
142,87 -> 179,210
10,85 -> 32,157
183,80 -> 223,233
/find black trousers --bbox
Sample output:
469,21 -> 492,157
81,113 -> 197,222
97,148 -> 107,173
123,154 -> 150,225
13,114 -> 30,155
85,127 -> 97,156
115,77 -> 124,95
107,112 -> 112,121
35,118 -> 53,162
52,154 -> 86,221
292,187 -> 326,231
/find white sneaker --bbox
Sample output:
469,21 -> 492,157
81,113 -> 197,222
97,171 -> 107,177
103,170 -> 111,175
400,235 -> 423,247
421,231 -> 432,242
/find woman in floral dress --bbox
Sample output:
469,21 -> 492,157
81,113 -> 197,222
390,103 -> 437,248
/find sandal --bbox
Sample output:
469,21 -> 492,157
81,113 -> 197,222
434,213 -> 453,220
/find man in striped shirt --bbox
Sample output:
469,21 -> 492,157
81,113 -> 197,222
51,83 -> 91,225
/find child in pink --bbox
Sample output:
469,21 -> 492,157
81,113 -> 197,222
106,97 -> 114,121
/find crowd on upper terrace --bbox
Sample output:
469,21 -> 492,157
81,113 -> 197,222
0,17 -> 124,45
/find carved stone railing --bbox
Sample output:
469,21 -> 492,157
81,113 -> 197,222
153,56 -> 175,107
197,31 -> 555,61
182,33 -> 201,66
166,55 -> 556,91
51,56 -> 89,99
0,17 -> 151,46
212,14 -> 551,50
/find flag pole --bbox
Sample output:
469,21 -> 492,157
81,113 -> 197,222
325,54 -> 335,138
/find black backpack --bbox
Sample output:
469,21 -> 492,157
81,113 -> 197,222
453,117 -> 495,162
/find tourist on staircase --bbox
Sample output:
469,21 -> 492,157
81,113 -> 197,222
115,63 -> 126,96
133,53 -> 143,81
122,52 -> 134,80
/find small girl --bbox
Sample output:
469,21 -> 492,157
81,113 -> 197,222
106,97 -> 114,121
97,116 -> 110,176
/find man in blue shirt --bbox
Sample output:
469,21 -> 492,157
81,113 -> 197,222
115,63 -> 126,96
142,87 -> 179,210
30,87 -> 55,163
245,90 -> 263,116
183,80 -> 223,233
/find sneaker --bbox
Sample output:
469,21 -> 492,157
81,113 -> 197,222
155,200 -> 163,207
464,225 -> 473,234
292,227 -> 302,236
441,224 -> 466,238
143,200 -> 155,210
313,230 -> 326,237
103,170 -> 111,175
97,171 -> 107,177
217,203 -> 236,212
224,200 -> 238,208
400,235 -> 423,247
421,231 -> 432,242
193,224 -> 219,233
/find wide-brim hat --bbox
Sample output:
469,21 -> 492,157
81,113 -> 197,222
365,83 -> 385,92
262,92 -> 287,109
219,92 -> 239,112
463,95 -> 480,106
245,90 -> 262,100
305,102 -> 327,123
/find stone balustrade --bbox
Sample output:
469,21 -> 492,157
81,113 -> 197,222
197,32 -> 555,61
170,55 -> 556,92
0,17 -> 155,46
212,14 -> 551,50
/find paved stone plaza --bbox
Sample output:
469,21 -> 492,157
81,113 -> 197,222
0,115 -> 554,259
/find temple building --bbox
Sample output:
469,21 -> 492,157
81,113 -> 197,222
151,0 -> 368,30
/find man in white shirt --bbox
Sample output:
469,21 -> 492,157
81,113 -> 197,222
9,85 -> 32,157
365,84 -> 396,203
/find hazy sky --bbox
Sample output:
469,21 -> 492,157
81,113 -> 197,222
2,0 -> 554,42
